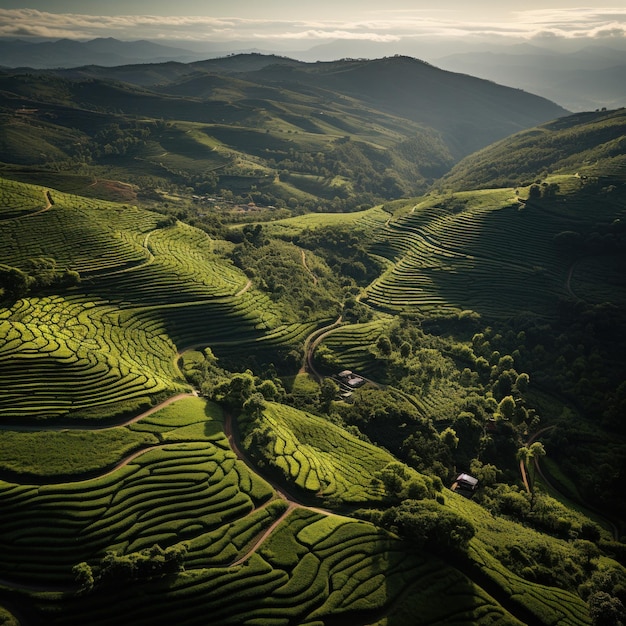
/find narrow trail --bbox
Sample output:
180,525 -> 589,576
0,392 -> 196,433
223,413 -> 332,514
88,228 -> 156,278
298,316 -> 343,379
1,442 -> 177,486
228,501 -> 298,567
15,189 -> 54,219
300,249 -> 318,285
565,261 -> 583,301
235,278 -> 252,296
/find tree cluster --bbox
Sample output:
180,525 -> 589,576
359,499 -> 475,557
73,543 -> 187,594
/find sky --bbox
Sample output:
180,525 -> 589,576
1,1 -> 626,52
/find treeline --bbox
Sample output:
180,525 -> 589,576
73,543 -> 187,594
0,257 -> 80,303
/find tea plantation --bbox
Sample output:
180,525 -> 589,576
2,154 -> 624,626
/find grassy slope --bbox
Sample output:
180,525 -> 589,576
0,394 -> 590,625
364,178 -> 626,318
441,108 -> 626,190
0,55 -> 570,211
239,401 -> 426,503
2,105 -> 626,623
0,177 -> 308,422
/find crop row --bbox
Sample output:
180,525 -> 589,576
469,541 -> 591,626
132,289 -> 296,349
0,181 -> 158,274
244,402 -> 400,503
315,319 -> 389,377
367,199 -> 572,316
0,295 -> 183,420
571,255 -> 626,306
0,178 -> 49,219
88,223 -> 248,306
0,437 -> 273,584
32,508 -> 458,626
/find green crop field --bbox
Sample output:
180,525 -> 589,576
240,401 -> 430,502
1,81 -> 624,625
363,183 -> 625,318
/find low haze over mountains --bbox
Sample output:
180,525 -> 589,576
1,36 -> 625,111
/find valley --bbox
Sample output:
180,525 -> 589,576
0,53 -> 625,625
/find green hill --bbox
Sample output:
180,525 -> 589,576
441,108 -> 626,190
0,53 -> 567,213
241,55 -> 567,157
0,82 -> 625,625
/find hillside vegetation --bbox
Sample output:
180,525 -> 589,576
0,60 -> 625,626
442,108 -> 626,190
0,53 -> 565,215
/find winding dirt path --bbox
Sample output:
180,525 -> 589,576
13,189 -> 54,220
565,261 -> 582,301
0,392 -> 196,433
228,501 -> 298,567
235,278 -> 252,296
525,426 -> 620,540
89,228 -> 157,278
300,249 -> 318,285
299,316 -> 343,379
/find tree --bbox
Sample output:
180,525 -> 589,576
213,372 -> 255,411
574,539 -> 601,569
518,442 -> 546,495
319,378 -> 339,412
589,591 -> 626,626
379,500 -> 475,556
514,372 -> 530,394
0,264 -> 31,301
440,427 -> 459,450
243,392 -> 266,418
375,462 -> 411,500
258,379 -> 279,400
498,395 -> 516,421
377,335 -> 392,356
72,562 -> 94,595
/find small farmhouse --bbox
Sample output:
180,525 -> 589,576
452,473 -> 479,498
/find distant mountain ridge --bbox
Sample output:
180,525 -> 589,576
1,36 -> 624,111
27,53 -> 568,160
0,37 -> 205,68
0,52 -> 567,208
434,45 -> 626,111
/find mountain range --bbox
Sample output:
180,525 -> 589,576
0,53 -> 567,206
1,36 -> 625,111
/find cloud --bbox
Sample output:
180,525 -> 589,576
516,7 -> 626,38
0,7 -> 624,43
263,30 -> 400,42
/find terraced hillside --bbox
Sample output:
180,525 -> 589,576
0,394 -> 592,626
2,104 -> 626,626
364,180 -> 626,317
0,177 -> 312,423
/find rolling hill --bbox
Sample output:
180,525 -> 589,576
0,54 -> 568,218
0,59 -> 625,626
441,107 -> 626,190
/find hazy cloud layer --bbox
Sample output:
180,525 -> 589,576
0,7 -> 625,43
